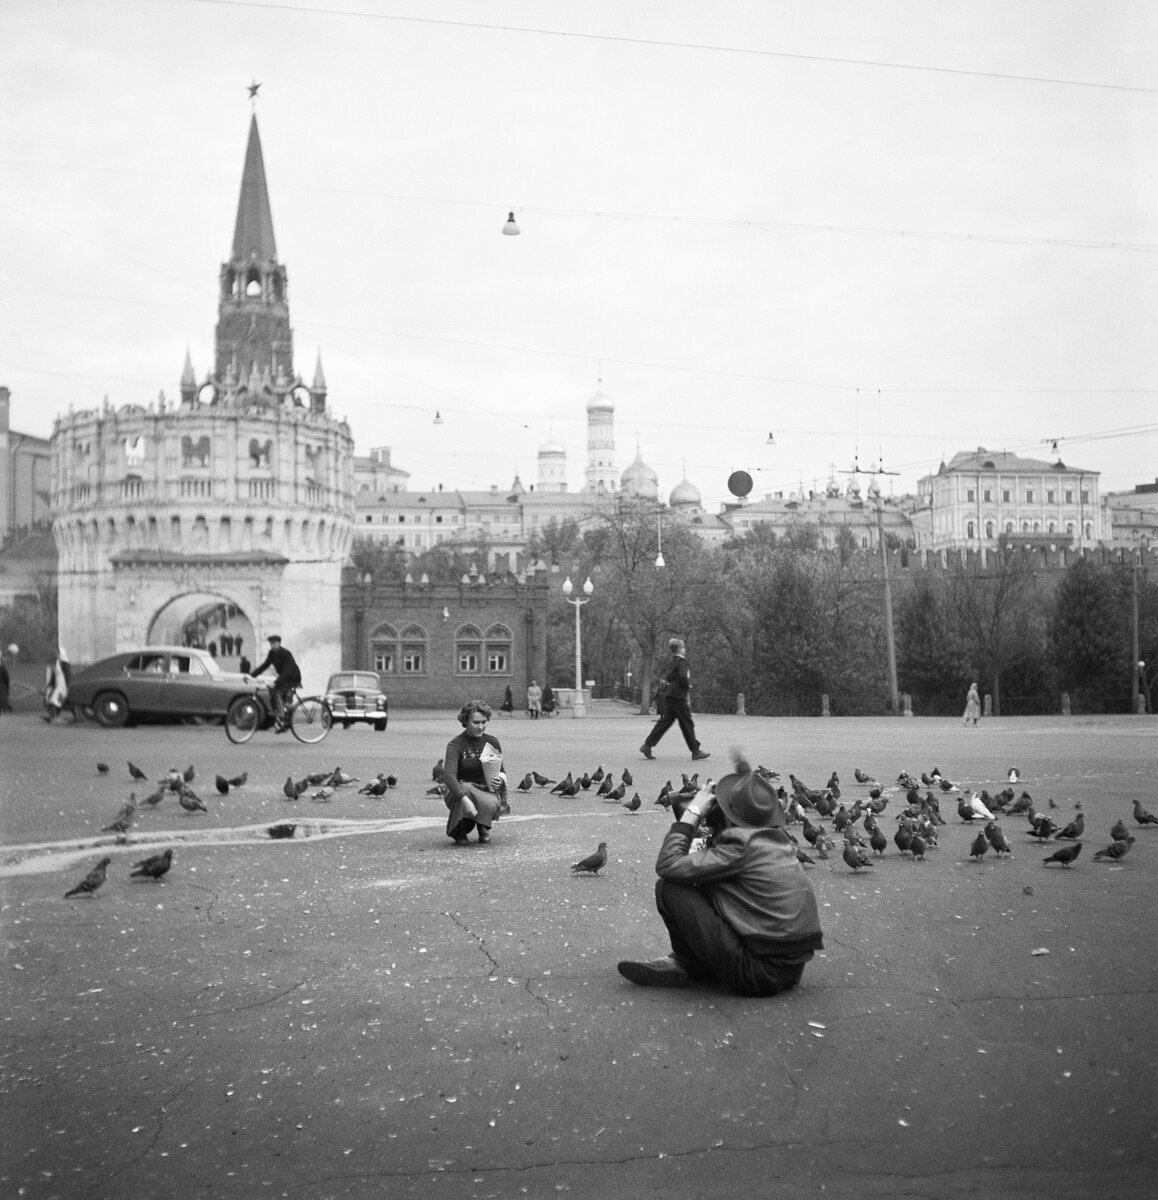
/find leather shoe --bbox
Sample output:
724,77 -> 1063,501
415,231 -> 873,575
477,828 -> 491,843
639,744 -> 655,760
692,750 -> 711,761
617,956 -> 692,988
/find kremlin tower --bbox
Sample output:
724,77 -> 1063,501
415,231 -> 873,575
51,113 -> 354,686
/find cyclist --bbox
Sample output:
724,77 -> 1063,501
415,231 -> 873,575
251,635 -> 302,732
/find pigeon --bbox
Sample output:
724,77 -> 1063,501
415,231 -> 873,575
596,774 -> 615,797
97,762 -> 109,775
1093,836 -> 1135,861
284,775 -> 301,800
909,832 -> 928,861
1055,812 -> 1085,840
1008,767 -> 1021,783
102,796 -> 137,838
843,842 -> 872,871
854,767 -> 877,784
140,785 -> 166,808
431,760 -> 445,783
228,771 -> 249,788
359,774 -> 391,796
869,825 -> 888,856
826,772 -> 840,799
894,823 -> 914,855
215,775 -> 231,795
312,786 -> 334,802
177,786 -> 207,813
622,794 -> 642,815
577,773 -> 592,791
65,857 -> 112,898
621,768 -> 633,787
130,848 -> 173,880
1132,799 -> 1158,826
832,805 -> 850,833
162,767 -> 184,789
570,842 -> 608,876
985,821 -> 1012,857
1109,817 -> 1130,843
267,822 -> 297,839
531,771 -> 555,786
591,765 -> 606,782
1006,792 -> 1034,816
969,831 -> 989,861
557,778 -> 580,798
1043,842 -> 1082,867
183,765 -> 195,783
550,773 -> 574,795
516,773 -> 534,792
127,761 -> 148,782
795,848 -> 816,866
1029,815 -> 1058,841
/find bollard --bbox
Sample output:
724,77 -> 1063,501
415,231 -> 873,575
902,692 -> 913,717
736,692 -> 746,716
1061,692 -> 1071,717
983,693 -> 993,718
821,693 -> 830,717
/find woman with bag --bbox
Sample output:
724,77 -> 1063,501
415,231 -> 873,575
441,699 -> 509,845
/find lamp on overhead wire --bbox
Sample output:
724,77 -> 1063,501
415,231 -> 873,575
655,513 -> 665,568
502,211 -> 520,236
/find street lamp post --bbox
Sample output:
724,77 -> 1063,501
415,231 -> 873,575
562,576 -> 594,718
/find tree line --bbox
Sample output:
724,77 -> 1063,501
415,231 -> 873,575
530,505 -> 1156,718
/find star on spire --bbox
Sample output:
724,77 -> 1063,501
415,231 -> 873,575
247,80 -> 261,101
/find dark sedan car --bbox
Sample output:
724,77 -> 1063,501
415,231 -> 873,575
323,671 -> 389,731
69,646 -> 263,727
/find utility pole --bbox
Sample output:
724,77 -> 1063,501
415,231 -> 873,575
876,495 -> 900,713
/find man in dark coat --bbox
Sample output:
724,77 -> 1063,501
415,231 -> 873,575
640,638 -> 709,761
251,635 -> 302,730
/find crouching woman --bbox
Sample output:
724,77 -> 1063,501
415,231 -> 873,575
442,700 -> 508,845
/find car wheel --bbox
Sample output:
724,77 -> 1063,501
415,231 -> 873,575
94,692 -> 130,728
374,720 -> 387,732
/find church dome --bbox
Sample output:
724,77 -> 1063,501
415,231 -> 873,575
669,477 -> 702,508
586,388 -> 614,413
538,437 -> 566,457
620,450 -> 658,500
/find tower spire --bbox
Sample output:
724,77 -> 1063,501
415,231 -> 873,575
232,114 -> 277,264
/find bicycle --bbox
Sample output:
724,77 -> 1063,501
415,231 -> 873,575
224,685 -> 333,745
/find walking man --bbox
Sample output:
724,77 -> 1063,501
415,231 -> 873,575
640,638 -> 709,761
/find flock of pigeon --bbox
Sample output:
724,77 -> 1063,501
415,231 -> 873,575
62,759 -> 372,898
776,764 -> 1156,874
63,755 -> 1156,898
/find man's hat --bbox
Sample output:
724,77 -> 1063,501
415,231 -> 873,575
267,635 -> 281,644
714,760 -> 785,829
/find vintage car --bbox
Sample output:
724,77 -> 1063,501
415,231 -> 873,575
69,646 -> 264,727
323,670 -> 389,731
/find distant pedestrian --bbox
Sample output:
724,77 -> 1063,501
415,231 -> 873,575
963,681 -> 981,726
500,685 -> 514,715
640,639 -> 709,762
541,682 -> 556,716
239,655 -> 252,675
0,654 -> 10,715
44,647 -> 70,723
527,680 -> 543,719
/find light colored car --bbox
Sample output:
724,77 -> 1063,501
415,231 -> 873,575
323,670 -> 389,731
69,646 -> 263,728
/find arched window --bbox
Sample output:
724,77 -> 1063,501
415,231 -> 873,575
966,520 -> 975,539
400,624 -> 428,675
370,623 -> 398,674
454,624 -> 482,674
485,623 -> 512,674
985,521 -> 994,539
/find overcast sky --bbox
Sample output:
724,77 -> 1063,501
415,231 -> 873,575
2,0 -> 1155,509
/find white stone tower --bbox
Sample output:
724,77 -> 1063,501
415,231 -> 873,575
51,113 -> 354,687
583,385 -> 617,493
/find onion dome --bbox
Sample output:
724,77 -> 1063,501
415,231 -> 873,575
669,477 -> 702,508
620,450 -> 658,500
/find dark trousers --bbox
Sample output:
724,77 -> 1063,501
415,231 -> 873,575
643,697 -> 700,753
655,879 -> 805,997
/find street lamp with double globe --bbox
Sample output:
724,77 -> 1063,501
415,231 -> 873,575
561,576 -> 594,718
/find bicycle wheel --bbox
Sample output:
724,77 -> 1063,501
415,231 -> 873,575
225,696 -> 262,744
289,696 -> 332,743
